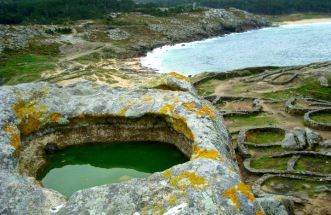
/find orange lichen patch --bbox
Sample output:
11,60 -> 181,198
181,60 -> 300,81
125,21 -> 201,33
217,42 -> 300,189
182,102 -> 196,111
196,104 -> 217,120
256,211 -> 264,215
160,103 -> 175,115
3,123 -> 14,133
182,102 -> 217,120
163,169 -> 173,178
11,134 -> 20,151
237,182 -> 256,202
3,123 -> 21,152
167,72 -> 191,82
119,108 -> 129,116
13,100 -> 49,137
223,187 -> 240,208
50,113 -> 61,123
168,171 -> 209,190
223,182 -> 256,210
192,145 -> 224,162
142,97 -> 154,102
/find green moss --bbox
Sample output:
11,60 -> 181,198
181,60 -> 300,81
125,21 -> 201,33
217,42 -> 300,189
246,130 -> 284,144
295,156 -> 331,174
250,157 -> 290,170
311,113 -> 331,123
261,78 -> 331,101
0,54 -> 56,85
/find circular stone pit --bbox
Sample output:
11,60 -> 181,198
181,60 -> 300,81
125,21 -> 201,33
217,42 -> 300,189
0,79 -> 269,215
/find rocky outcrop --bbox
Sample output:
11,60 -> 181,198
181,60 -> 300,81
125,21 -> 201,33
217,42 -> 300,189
0,8 -> 271,55
0,77 -> 276,214
147,8 -> 271,42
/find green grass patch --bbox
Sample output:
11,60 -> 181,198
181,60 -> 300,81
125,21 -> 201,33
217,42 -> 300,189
261,78 -> 331,101
0,54 -> 56,85
311,113 -> 331,124
224,114 -> 278,129
295,156 -> 331,174
246,130 -> 285,144
247,145 -> 286,156
263,176 -> 329,196
251,157 -> 290,170
195,79 -> 224,96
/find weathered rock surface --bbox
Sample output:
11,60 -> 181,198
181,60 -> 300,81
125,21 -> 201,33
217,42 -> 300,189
281,128 -> 322,150
319,76 -> 329,87
257,196 -> 293,215
0,77 -> 271,214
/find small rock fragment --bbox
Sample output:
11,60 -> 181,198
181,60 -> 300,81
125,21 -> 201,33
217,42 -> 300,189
319,76 -> 329,87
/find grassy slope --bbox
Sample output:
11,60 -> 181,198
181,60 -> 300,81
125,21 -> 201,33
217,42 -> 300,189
0,53 -> 56,85
269,13 -> 331,22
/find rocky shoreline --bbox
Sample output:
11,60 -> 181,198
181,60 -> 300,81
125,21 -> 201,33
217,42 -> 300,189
0,8 -> 271,86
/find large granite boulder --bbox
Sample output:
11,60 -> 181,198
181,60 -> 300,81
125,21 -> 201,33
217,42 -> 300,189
0,79 -> 274,214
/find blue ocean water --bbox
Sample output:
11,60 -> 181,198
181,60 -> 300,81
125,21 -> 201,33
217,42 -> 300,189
141,22 -> 331,76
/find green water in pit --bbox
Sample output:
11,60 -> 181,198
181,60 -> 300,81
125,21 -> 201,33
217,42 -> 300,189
37,141 -> 188,197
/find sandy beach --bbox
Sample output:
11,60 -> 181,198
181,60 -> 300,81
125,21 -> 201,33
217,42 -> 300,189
281,18 -> 331,25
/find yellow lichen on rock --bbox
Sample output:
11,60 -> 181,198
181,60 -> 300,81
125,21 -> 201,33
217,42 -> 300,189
182,102 -> 217,120
168,172 -> 209,190
50,112 -> 61,123
237,182 -> 256,202
163,169 -> 173,178
223,182 -> 256,210
167,72 -> 191,82
13,100 -> 49,137
192,145 -> 224,161
160,103 -> 175,115
119,107 -> 129,116
159,103 -> 194,141
142,97 -> 154,102
166,193 -> 179,205
223,187 -> 240,208
196,104 -> 217,120
170,117 -> 194,141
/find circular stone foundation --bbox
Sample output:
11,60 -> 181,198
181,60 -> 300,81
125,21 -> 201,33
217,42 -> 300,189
213,96 -> 262,116
286,97 -> 331,115
305,108 -> 331,130
238,127 -> 288,157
